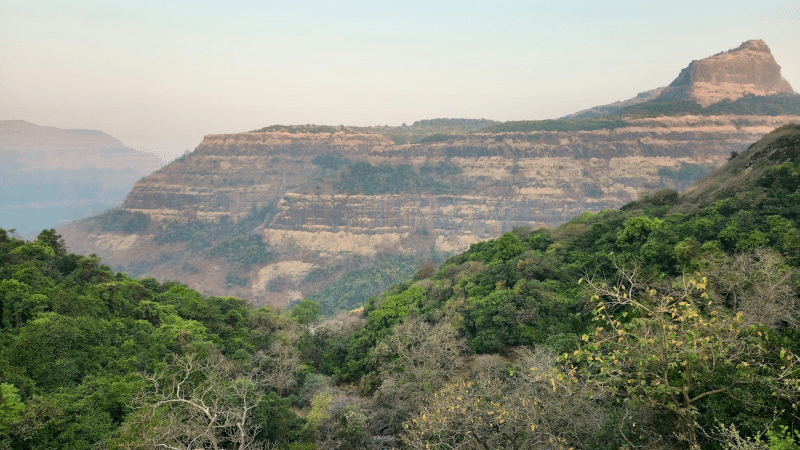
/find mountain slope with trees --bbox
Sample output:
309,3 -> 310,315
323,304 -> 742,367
307,123 -> 800,449
4,123 -> 799,448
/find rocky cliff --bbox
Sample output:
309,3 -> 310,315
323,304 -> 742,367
57,39 -> 800,311
658,40 -> 794,107
60,114 -> 800,309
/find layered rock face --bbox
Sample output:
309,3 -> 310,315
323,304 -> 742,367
61,115 -> 800,308
659,40 -> 794,106
1,120 -> 165,235
56,39 -> 800,310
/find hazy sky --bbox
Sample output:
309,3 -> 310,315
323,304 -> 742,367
2,0 -> 799,159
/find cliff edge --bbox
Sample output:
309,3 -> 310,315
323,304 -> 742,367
658,40 -> 794,107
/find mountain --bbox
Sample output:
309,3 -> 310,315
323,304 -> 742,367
60,115 -> 799,310
59,40 -> 800,313
0,120 -> 165,235
564,39 -> 797,119
658,39 -> 794,107
4,124 -> 800,450
561,87 -> 666,119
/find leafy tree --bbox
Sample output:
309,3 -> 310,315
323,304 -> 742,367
575,267 -> 800,448
292,299 -> 321,327
0,383 -> 24,438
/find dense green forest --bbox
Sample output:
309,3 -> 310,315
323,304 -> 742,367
249,95 -> 800,144
3,124 -> 800,449
249,118 -> 499,145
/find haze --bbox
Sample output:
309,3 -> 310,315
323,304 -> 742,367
2,0 -> 799,160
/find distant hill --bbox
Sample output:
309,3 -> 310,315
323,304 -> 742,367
0,120 -> 165,236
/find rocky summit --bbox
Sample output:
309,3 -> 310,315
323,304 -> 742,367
658,39 -> 794,107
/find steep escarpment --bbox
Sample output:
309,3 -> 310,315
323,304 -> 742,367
57,39 -> 800,311
60,115 -> 800,309
659,40 -> 794,107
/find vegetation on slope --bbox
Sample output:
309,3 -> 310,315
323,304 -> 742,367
333,161 -> 472,195
0,229 -> 311,449
614,94 -> 800,118
249,118 -> 499,145
250,95 -> 800,149
305,124 -> 800,448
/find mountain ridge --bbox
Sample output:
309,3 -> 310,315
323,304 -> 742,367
56,39 -> 800,312
1,120 -> 166,235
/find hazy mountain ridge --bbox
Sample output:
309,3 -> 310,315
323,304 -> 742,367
1,121 -> 166,235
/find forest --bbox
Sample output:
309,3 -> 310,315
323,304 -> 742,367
2,124 -> 800,449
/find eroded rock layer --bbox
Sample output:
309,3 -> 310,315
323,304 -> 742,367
60,115 -> 800,308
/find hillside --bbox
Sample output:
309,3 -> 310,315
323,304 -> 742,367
314,123 -> 800,448
0,121 -> 165,236
3,124 -> 800,449
59,114 -> 800,311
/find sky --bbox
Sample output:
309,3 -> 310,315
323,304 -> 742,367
2,0 -> 799,160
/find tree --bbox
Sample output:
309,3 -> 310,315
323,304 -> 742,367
371,316 -> 469,434
402,348 -> 604,450
292,299 -> 321,328
0,383 -> 24,438
704,248 -> 799,329
575,266 -> 800,448
122,351 -> 268,450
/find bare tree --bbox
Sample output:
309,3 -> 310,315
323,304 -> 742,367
123,351 -> 270,450
253,341 -> 301,396
704,247 -> 799,328
402,347 -> 602,450
371,316 -> 469,435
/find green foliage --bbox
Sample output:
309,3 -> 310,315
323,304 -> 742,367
480,117 -> 630,133
367,284 -> 425,333
93,210 -> 150,233
0,228 -> 308,449
292,299 -> 321,326
153,203 -> 276,245
302,254 -> 423,316
659,162 -> 713,181
0,383 -> 24,435
311,152 -> 350,171
205,234 -> 273,267
333,161 -> 471,195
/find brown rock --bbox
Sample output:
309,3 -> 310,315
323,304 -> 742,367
658,40 -> 795,106
60,115 -> 800,308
